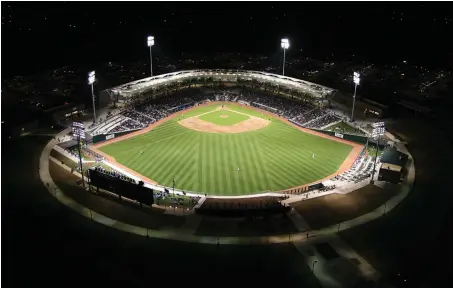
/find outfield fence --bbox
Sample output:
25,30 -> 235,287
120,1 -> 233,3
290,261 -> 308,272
92,128 -> 142,144
289,119 -> 377,146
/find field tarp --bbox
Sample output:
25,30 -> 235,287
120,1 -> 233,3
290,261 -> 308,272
92,128 -> 142,144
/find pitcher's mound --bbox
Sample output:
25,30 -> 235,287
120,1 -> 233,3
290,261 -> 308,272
179,116 -> 270,134
220,115 -> 229,118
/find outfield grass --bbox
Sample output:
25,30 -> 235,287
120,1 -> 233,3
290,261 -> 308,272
100,104 -> 353,195
198,109 -> 249,126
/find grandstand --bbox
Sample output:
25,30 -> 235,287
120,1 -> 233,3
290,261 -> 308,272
59,68 -> 382,202
109,69 -> 335,99
87,70 -> 341,137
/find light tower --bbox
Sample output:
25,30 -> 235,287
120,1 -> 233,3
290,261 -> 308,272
147,36 -> 155,77
71,121 -> 86,188
351,71 -> 360,122
370,121 -> 385,184
88,71 -> 96,123
281,38 -> 290,76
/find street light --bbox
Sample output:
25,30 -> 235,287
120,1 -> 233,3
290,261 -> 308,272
370,121 -> 385,184
88,71 -> 96,123
351,71 -> 360,122
281,38 -> 290,76
147,36 -> 155,77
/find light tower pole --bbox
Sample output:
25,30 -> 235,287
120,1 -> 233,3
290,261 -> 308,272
147,36 -> 155,77
351,71 -> 360,122
281,38 -> 289,76
370,121 -> 385,184
72,122 -> 86,188
88,71 -> 96,123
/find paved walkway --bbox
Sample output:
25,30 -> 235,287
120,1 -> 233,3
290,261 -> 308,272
294,234 -> 380,287
287,208 -> 311,232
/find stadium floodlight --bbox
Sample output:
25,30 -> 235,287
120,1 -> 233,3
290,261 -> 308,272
147,36 -> 155,77
372,121 -> 384,128
72,121 -> 86,188
351,71 -> 360,122
88,71 -> 96,123
370,121 -> 385,184
281,38 -> 290,76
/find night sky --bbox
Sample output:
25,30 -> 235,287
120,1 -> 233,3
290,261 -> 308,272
2,1 -> 453,77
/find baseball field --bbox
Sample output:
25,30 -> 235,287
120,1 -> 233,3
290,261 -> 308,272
95,103 -> 360,196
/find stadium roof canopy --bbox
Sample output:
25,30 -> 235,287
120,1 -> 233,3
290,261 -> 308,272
380,147 -> 408,168
109,69 -> 335,99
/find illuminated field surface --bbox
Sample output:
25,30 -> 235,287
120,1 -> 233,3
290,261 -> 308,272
100,104 -> 353,195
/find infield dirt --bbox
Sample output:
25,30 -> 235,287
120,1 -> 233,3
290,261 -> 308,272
178,107 -> 270,133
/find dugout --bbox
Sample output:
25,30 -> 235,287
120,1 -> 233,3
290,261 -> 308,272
378,147 -> 408,184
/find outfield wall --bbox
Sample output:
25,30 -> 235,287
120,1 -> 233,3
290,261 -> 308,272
92,128 -> 142,144
289,119 -> 370,145
307,126 -> 386,149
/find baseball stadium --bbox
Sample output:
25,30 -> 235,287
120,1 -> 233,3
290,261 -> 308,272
89,70 -> 365,196
30,67 -> 419,287
44,69 -> 413,241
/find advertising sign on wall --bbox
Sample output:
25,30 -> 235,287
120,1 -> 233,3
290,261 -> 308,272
335,132 -> 344,139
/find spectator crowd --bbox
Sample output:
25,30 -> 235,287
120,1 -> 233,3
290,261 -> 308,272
89,87 -> 341,135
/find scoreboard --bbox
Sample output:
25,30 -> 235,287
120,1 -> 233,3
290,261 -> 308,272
88,168 -> 154,205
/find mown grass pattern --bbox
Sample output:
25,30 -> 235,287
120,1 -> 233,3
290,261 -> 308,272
100,104 -> 353,195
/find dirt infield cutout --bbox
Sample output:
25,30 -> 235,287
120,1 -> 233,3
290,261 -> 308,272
179,108 -> 270,133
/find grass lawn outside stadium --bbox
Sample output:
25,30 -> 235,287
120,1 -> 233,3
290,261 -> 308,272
98,103 -> 354,196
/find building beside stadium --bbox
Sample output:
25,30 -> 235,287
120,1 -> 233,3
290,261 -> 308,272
378,147 -> 409,184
